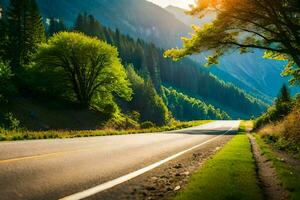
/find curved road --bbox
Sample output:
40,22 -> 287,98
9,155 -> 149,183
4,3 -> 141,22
0,120 -> 240,200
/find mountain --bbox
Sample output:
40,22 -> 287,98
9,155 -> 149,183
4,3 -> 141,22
1,0 -> 189,48
165,5 -> 215,27
165,5 -> 299,101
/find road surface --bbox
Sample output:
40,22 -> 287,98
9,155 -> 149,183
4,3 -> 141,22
0,120 -> 240,200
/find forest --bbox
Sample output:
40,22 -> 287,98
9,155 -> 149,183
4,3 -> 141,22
0,0 -> 266,131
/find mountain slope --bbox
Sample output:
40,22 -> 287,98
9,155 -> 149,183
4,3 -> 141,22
165,5 -> 299,100
1,0 -> 189,48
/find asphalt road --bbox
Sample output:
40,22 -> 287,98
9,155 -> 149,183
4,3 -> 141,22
0,120 -> 240,200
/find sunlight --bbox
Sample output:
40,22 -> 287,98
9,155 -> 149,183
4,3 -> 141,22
147,0 -> 196,9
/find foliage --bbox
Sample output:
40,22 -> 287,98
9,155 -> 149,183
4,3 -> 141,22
140,121 -> 155,129
255,85 -> 293,129
258,106 -> 300,155
162,86 -> 230,120
72,13 -> 267,118
104,112 -> 139,130
32,32 -> 132,110
164,0 -> 300,85
125,66 -> 171,125
0,112 -> 20,130
0,60 -> 16,104
0,120 -> 212,141
6,0 -> 45,69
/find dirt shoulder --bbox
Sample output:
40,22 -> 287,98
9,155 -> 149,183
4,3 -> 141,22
90,134 -> 235,200
248,134 -> 289,200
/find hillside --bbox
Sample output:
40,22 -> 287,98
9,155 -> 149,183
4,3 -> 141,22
165,5 -> 300,101
1,0 -> 189,48
1,0 -> 267,119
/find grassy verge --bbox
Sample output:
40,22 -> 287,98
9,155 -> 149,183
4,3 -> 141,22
0,120 -> 212,141
254,134 -> 300,200
175,122 -> 263,200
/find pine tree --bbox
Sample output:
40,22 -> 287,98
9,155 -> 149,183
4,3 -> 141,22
0,4 -> 8,59
277,84 -> 291,103
47,17 -> 66,37
7,0 -> 45,69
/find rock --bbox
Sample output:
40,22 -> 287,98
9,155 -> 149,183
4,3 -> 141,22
150,177 -> 158,181
146,186 -> 156,191
174,185 -> 181,191
175,173 -> 181,177
182,171 -> 190,176
174,164 -> 182,169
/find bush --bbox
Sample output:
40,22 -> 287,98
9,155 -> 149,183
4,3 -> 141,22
258,107 -> 300,155
0,60 -> 16,104
140,121 -> 155,129
0,112 -> 20,130
104,113 -> 139,130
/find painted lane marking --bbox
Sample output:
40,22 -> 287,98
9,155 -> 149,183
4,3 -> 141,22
60,121 -> 240,200
0,147 -> 101,164
0,121 -> 218,164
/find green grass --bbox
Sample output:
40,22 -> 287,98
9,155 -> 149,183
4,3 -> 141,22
175,123 -> 263,200
0,120 -> 211,141
255,134 -> 300,200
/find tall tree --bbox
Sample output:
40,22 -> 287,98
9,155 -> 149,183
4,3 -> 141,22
7,0 -> 45,69
164,0 -> 300,85
47,17 -> 67,37
0,3 -> 8,59
277,84 -> 291,104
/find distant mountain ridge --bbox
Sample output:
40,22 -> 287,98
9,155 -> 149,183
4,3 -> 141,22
165,5 -> 299,100
1,0 -> 189,48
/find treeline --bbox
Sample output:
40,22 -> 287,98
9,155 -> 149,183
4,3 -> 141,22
68,13 -> 266,118
162,86 -> 230,121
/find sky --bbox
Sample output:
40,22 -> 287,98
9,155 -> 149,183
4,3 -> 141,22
146,0 -> 196,10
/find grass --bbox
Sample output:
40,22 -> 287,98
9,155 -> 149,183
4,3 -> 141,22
0,120 -> 212,141
255,134 -> 300,200
175,122 -> 264,200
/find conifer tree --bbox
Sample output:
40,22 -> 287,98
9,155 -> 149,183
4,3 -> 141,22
7,0 -> 45,69
47,17 -> 67,37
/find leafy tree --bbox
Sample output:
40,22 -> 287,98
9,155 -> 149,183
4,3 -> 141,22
164,0 -> 300,85
7,0 -> 45,69
33,32 -> 132,108
71,13 -> 266,118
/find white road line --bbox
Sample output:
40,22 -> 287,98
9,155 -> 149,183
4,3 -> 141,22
60,121 -> 240,200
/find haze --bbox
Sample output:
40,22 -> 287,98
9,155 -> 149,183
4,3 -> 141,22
147,0 -> 195,9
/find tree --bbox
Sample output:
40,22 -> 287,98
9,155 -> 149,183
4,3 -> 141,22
164,0 -> 300,85
126,65 -> 171,125
0,5 -> 8,59
33,32 -> 132,108
47,17 -> 67,37
277,84 -> 291,103
7,0 -> 45,69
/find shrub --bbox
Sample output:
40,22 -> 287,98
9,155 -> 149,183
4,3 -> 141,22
140,121 -> 155,129
0,60 -> 16,104
104,113 -> 139,130
0,112 -> 21,130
